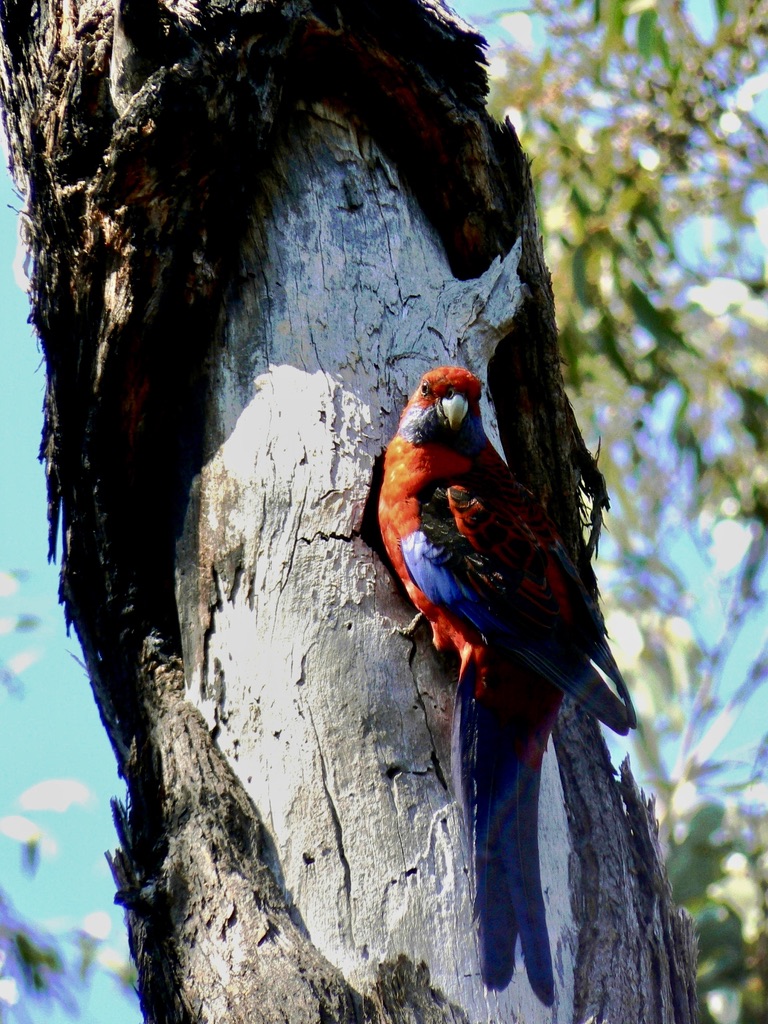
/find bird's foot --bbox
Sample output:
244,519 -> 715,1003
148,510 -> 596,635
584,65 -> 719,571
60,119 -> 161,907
397,612 -> 425,638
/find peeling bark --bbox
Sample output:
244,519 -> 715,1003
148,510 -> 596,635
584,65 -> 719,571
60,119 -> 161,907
0,1 -> 697,1022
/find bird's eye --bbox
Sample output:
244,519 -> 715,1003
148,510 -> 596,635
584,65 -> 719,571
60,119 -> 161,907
420,380 -> 430,397
446,387 -> 455,398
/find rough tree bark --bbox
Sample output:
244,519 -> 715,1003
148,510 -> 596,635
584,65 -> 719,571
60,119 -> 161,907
0,1 -> 698,1022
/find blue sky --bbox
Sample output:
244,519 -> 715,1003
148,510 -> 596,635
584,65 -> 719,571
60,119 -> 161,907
0,166 -> 137,1017
0,0 -> 761,1019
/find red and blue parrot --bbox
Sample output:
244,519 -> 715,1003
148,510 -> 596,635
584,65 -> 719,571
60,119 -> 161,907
378,366 -> 636,1006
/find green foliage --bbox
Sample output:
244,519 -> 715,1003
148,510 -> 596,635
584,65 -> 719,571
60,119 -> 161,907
667,801 -> 768,1023
0,890 -> 138,1022
491,0 -> 768,525
0,895 -> 70,1019
0,829 -> 137,1024
0,574 -> 137,1019
488,1 -> 768,1019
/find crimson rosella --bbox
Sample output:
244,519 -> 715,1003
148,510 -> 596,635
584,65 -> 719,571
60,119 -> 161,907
378,366 -> 636,1006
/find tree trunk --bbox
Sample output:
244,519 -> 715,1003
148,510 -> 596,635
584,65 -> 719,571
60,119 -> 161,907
0,2 -> 698,1022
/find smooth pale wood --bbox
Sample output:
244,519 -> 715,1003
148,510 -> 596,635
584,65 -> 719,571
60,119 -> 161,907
176,100 -> 577,1021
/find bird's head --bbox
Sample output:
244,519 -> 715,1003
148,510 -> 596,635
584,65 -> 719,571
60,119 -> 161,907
398,366 -> 486,456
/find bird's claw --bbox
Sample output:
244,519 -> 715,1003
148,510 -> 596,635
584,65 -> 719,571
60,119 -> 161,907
397,612 -> 425,638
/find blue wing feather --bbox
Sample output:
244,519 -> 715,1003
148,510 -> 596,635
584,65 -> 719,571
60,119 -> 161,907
549,540 -> 637,729
402,526 -> 633,735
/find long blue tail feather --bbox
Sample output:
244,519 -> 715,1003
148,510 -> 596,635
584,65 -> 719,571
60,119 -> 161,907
452,665 -> 555,1005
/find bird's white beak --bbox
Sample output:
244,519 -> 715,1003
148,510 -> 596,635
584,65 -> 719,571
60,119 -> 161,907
441,392 -> 468,431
